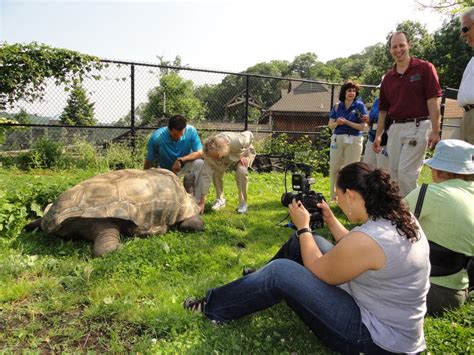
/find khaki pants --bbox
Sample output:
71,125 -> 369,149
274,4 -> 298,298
363,140 -> 389,170
178,159 -> 204,202
205,155 -> 255,206
386,120 -> 431,196
329,134 -> 363,199
460,109 -> 474,145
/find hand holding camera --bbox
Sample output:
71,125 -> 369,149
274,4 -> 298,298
288,199 -> 311,231
281,163 -> 325,229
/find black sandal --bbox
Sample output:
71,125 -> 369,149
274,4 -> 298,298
183,297 -> 206,312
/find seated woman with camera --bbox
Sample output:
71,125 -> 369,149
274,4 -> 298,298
184,162 -> 430,354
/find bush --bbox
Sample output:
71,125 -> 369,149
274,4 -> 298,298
257,129 -> 331,176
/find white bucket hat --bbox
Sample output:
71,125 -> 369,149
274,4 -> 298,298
423,139 -> 473,174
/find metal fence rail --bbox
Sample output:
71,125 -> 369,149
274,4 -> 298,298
0,59 -> 461,151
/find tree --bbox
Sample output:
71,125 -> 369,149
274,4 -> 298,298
415,0 -> 474,15
427,16 -> 473,87
157,55 -> 184,75
289,52 -> 319,78
0,42 -> 102,107
140,73 -> 205,125
114,103 -> 145,127
59,83 -> 96,126
14,109 -> 31,124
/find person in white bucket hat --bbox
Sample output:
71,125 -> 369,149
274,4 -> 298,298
405,139 -> 473,315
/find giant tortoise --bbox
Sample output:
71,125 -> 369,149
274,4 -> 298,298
25,168 -> 204,257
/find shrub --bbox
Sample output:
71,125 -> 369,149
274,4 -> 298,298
257,129 -> 331,176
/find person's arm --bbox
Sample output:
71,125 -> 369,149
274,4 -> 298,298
316,199 -> 350,242
303,231 -> 385,285
180,150 -> 203,164
426,96 -> 441,149
172,150 -> 204,173
337,118 -> 367,131
373,110 -> 387,153
328,118 -> 338,130
328,105 -> 339,130
288,200 -> 385,285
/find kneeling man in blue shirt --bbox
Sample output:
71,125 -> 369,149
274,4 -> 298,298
144,115 -> 204,202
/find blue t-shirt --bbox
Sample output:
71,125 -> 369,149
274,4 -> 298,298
330,100 -> 368,136
368,98 -> 379,142
146,125 -> 202,170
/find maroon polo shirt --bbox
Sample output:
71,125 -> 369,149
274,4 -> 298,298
379,57 -> 442,120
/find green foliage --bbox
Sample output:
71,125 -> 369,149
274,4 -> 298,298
103,137 -> 147,170
257,130 -> 331,176
0,117 -> 18,145
289,52 -> 320,78
59,83 -> 96,126
428,16 -> 473,88
140,73 -> 205,125
0,42 -> 102,106
415,0 -> 474,15
0,137 -> 146,171
31,138 -> 65,169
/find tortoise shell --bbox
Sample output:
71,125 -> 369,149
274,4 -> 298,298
41,168 -> 200,236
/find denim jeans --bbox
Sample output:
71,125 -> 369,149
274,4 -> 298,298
204,233 -> 393,354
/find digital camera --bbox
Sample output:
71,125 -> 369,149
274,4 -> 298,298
281,163 -> 325,229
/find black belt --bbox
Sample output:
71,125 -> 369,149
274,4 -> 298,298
463,104 -> 474,112
390,116 -> 429,124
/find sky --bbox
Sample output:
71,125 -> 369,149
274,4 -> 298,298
1,0 -> 448,73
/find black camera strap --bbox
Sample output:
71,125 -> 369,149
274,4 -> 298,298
414,183 -> 471,277
414,183 -> 428,220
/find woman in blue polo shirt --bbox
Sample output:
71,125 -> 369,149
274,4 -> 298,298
328,81 -> 368,201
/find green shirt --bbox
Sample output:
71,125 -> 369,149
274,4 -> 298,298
405,179 -> 474,290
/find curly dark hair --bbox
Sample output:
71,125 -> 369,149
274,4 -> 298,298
338,81 -> 360,102
337,162 -> 419,241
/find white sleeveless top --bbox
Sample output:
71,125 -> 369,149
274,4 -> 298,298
339,218 -> 430,353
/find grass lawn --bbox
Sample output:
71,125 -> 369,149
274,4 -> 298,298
0,167 -> 472,353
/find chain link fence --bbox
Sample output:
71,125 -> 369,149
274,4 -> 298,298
0,59 -> 461,154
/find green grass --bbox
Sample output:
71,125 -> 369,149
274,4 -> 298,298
0,166 -> 472,353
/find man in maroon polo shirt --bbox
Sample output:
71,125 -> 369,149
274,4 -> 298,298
373,31 -> 442,196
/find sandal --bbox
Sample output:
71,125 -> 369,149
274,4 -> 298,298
183,297 -> 206,312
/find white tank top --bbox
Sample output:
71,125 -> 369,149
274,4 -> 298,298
339,218 -> 430,353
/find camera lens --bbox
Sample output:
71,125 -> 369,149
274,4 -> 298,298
281,192 -> 298,207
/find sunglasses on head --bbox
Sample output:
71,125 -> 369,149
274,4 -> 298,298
461,26 -> 471,33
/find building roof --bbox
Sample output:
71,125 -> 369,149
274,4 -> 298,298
267,81 -> 337,113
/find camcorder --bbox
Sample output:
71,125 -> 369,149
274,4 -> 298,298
281,162 -> 325,229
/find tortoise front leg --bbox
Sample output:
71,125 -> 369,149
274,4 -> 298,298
91,221 -> 121,257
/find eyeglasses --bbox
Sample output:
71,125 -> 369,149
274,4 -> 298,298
461,25 -> 471,33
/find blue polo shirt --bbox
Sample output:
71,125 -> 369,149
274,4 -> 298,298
330,100 -> 368,136
368,98 -> 379,142
146,125 -> 202,170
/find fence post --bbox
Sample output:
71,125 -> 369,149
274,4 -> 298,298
131,63 -> 136,150
330,84 -> 335,110
244,74 -> 249,131
440,86 -> 446,139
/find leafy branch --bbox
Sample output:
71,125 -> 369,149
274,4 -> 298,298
0,42 -> 103,107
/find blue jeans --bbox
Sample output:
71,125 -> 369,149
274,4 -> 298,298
203,233 -> 392,354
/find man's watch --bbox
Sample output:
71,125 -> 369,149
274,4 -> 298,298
296,227 -> 312,238
177,158 -> 184,167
